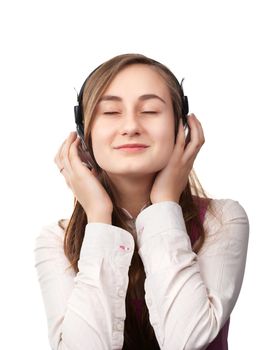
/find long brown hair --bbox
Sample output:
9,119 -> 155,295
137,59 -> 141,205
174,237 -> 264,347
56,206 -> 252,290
58,53 -> 219,349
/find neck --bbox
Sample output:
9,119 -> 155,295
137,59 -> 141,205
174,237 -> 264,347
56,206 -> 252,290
106,172 -> 155,218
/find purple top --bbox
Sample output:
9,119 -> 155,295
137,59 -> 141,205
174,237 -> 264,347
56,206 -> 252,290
132,197 -> 230,349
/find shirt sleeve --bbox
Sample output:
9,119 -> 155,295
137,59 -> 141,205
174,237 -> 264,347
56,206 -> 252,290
135,199 -> 249,350
33,221 -> 135,350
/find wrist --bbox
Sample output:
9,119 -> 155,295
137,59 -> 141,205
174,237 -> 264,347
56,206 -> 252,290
152,198 -> 179,204
87,212 -> 112,225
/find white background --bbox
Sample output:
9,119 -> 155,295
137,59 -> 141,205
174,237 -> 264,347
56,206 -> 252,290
1,0 -> 277,348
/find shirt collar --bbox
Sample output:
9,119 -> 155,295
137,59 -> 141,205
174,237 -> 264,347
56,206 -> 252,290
120,201 -> 150,220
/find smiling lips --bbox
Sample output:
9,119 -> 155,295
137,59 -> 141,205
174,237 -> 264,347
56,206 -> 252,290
115,143 -> 149,149
114,144 -> 149,153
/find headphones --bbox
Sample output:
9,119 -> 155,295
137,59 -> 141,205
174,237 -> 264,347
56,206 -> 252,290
74,63 -> 103,144
74,63 -> 189,170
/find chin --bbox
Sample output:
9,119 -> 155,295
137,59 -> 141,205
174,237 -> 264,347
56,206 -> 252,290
108,162 -> 165,176
98,152 -> 170,174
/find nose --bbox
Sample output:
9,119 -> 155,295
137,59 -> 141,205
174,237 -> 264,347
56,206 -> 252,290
120,111 -> 142,135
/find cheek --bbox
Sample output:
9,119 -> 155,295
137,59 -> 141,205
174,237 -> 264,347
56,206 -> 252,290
154,125 -> 175,148
157,143 -> 174,166
90,128 -> 110,163
153,129 -> 175,166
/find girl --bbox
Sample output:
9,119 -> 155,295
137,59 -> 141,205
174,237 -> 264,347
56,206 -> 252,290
34,53 -> 249,350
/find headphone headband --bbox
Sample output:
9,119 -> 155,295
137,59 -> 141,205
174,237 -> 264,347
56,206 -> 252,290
74,63 -> 104,126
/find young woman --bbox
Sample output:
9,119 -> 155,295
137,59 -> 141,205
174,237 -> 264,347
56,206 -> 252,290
34,53 -> 249,350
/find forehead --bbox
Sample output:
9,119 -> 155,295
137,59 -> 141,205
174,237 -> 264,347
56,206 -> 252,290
103,64 -> 170,100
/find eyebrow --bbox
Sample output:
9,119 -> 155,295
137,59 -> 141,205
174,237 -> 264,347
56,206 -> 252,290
98,94 -> 166,104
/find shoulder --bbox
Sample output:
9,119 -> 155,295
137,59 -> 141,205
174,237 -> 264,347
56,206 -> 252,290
203,197 -> 249,239
34,219 -> 69,246
209,197 -> 248,220
33,220 -> 74,274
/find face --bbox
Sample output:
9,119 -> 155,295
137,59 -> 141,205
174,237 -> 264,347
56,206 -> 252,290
90,64 -> 176,177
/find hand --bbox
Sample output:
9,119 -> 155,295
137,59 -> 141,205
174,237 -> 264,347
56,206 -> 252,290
54,132 -> 113,218
150,113 -> 205,204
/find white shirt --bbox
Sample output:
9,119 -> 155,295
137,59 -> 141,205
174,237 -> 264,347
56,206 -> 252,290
33,199 -> 249,350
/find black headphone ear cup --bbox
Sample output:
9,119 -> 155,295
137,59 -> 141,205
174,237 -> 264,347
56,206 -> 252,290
74,105 -> 83,126
183,95 -> 189,116
182,95 -> 189,128
74,105 -> 86,141
76,122 -> 85,141
180,77 -> 189,125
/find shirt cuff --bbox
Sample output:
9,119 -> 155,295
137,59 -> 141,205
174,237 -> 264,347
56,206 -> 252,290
80,223 -> 135,269
135,201 -> 194,274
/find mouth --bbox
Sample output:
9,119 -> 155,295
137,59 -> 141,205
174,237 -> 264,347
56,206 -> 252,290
116,146 -> 149,153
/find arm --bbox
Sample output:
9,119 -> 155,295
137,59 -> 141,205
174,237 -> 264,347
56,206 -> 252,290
135,199 -> 249,350
33,220 -> 134,350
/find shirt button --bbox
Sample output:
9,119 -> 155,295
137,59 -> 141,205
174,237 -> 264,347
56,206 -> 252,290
118,288 -> 125,297
116,320 -> 124,331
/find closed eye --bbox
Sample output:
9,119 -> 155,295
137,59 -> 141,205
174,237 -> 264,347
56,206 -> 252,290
104,111 -> 157,114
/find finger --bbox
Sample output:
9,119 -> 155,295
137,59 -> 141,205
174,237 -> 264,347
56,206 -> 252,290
191,114 -> 205,146
54,138 -> 68,169
195,117 -> 205,144
69,136 -> 98,177
184,125 -> 191,146
60,132 -> 77,178
174,118 -> 186,153
68,136 -> 87,172
182,114 -> 204,161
